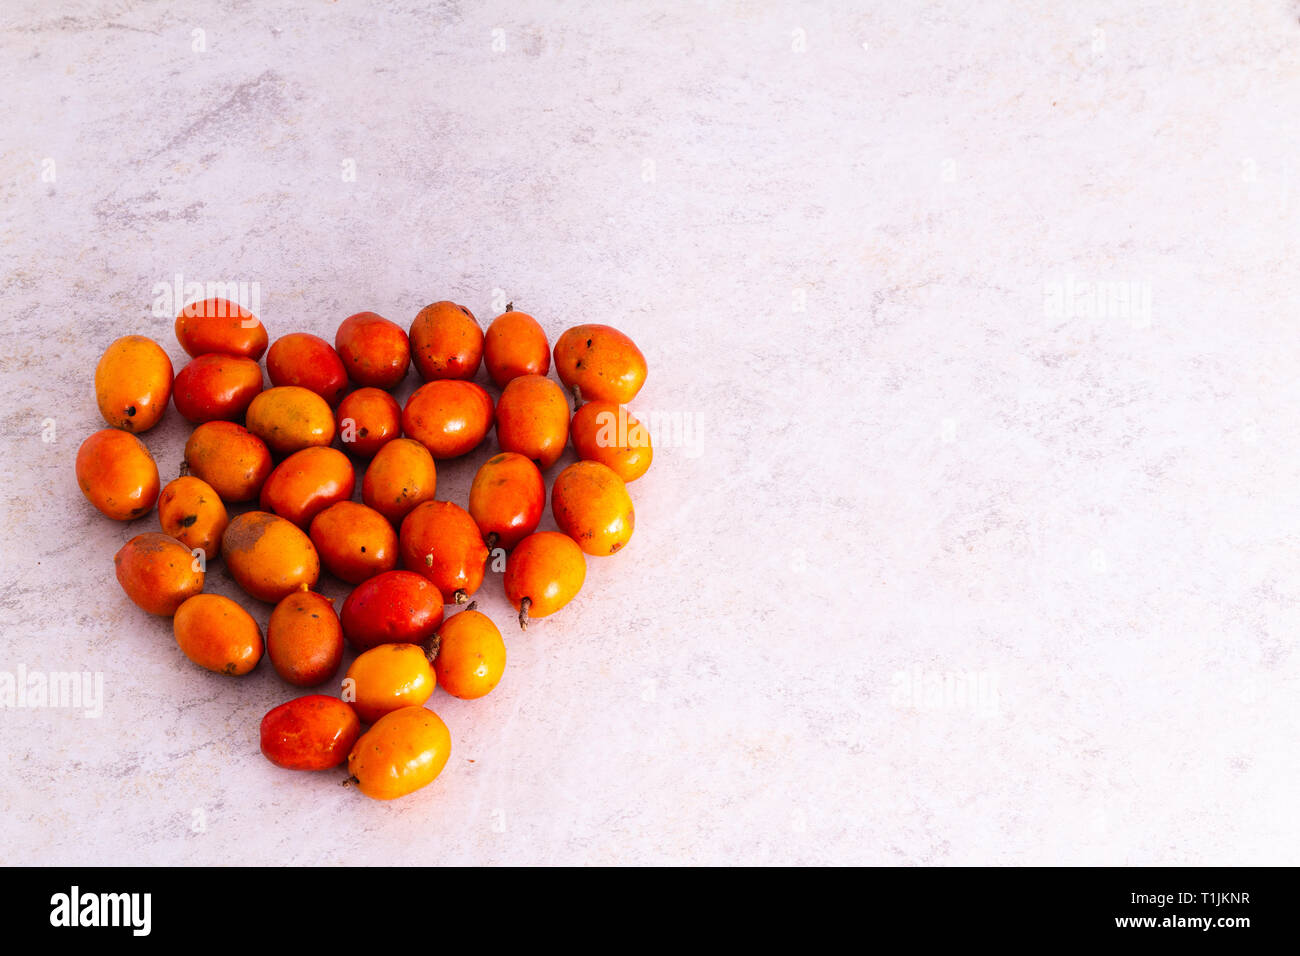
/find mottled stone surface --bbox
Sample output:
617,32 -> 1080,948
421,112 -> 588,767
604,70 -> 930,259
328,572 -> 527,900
1,1 -> 1298,864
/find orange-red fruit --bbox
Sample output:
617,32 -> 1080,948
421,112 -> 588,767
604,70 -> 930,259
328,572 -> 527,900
402,380 -> 494,459
504,532 -> 586,628
495,374 -> 570,471
336,312 -> 410,389
345,643 -> 436,723
175,298 -> 268,360
267,333 -> 349,407
173,594 -> 263,675
468,452 -> 544,551
340,570 -> 444,652
553,324 -> 647,405
114,532 -> 205,616
409,301 -> 483,381
337,387 -> 402,458
172,353 -> 264,423
434,606 -> 506,700
484,307 -> 549,388
245,386 -> 336,456
183,421 -> 273,503
222,511 -> 320,603
261,695 -> 361,771
347,706 -> 451,800
570,401 -> 653,483
76,429 -> 160,521
309,501 -> 398,584
157,476 -> 228,559
267,591 -> 344,687
551,461 -> 635,556
259,447 -> 356,529
94,335 -> 173,432
399,501 -> 488,604
361,437 -> 437,525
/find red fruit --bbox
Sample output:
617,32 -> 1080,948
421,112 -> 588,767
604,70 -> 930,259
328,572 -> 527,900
361,438 -> 437,525
267,333 -> 349,407
553,324 -> 647,405
398,501 -> 488,604
260,695 -> 361,771
335,312 -> 410,389
484,305 -> 550,388
570,401 -> 653,482
172,353 -> 264,423
76,429 -> 160,521
409,301 -> 483,381
468,452 -> 545,551
336,387 -> 402,458
340,570 -> 444,652
402,380 -> 494,459
504,532 -> 586,629
267,591 -> 344,688
551,461 -> 635,556
494,373 -> 570,471
309,501 -> 399,584
258,447 -> 356,529
183,421 -> 273,503
175,298 -> 268,360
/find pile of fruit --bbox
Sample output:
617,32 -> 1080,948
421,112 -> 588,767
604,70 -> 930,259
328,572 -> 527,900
76,298 -> 650,800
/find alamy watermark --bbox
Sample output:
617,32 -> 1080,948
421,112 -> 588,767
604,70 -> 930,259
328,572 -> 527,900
627,408 -> 704,459
889,666 -> 1001,715
50,886 -> 150,936
1043,275 -> 1151,327
150,273 -> 261,323
0,665 -> 103,718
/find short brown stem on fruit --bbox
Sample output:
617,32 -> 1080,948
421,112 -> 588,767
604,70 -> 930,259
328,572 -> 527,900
570,384 -> 583,411
179,460 -> 190,477
505,302 -> 513,312
518,596 -> 531,630
341,775 -> 359,788
425,633 -> 441,664
453,589 -> 467,604
485,532 -> 498,551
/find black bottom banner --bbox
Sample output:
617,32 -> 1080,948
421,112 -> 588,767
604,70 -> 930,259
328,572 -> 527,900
4,865 -> 1287,943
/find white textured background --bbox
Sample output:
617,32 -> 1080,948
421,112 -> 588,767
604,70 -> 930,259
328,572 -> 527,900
2,0 -> 1299,865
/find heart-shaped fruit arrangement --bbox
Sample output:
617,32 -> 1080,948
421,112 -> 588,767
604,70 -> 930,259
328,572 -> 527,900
79,297 -> 650,800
